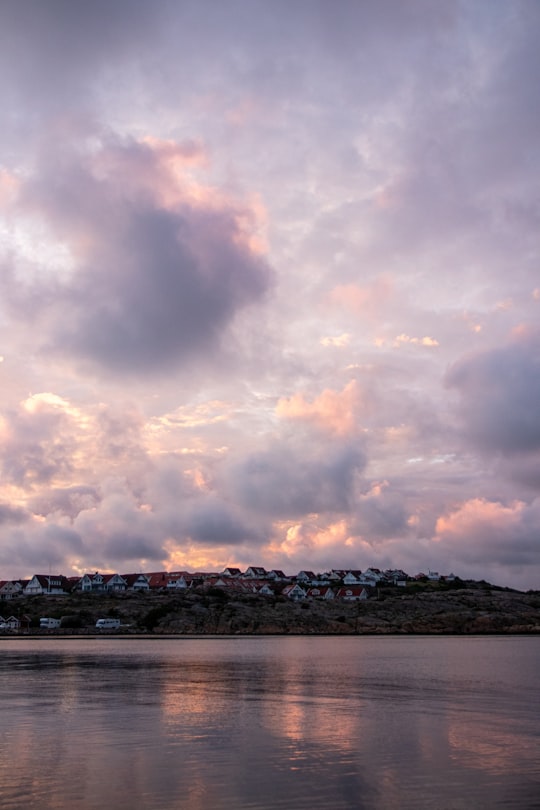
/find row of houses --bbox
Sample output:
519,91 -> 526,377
0,566 -> 453,603
0,615 -> 28,631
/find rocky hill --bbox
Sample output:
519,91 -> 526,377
5,581 -> 540,635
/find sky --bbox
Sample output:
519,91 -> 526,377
0,0 -> 539,590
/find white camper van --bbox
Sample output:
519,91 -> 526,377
95,618 -> 121,630
40,617 -> 61,629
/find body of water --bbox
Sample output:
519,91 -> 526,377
0,635 -> 539,809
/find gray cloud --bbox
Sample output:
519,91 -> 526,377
7,137 -> 273,376
0,504 -> 28,525
352,484 -> 409,541
228,438 -> 366,519
185,497 -> 262,546
0,0 -> 162,124
0,523 -> 83,573
29,486 -> 101,521
0,405 -> 74,488
446,331 -> 540,455
100,531 -> 160,564
0,1 -> 539,589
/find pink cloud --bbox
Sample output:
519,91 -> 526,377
276,380 -> 365,437
328,277 -> 393,316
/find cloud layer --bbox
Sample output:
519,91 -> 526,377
0,1 -> 539,589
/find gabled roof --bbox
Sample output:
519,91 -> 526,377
335,586 -> 369,598
146,572 -> 169,588
121,573 -> 149,586
282,583 -> 306,594
307,586 -> 334,597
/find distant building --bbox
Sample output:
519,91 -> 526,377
24,575 -> 71,596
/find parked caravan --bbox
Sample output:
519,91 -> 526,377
40,617 -> 61,629
95,618 -> 121,630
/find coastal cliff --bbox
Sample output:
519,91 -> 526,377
8,581 -> 540,635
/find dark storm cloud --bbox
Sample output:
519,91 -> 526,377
446,330 -> 540,455
228,439 -> 366,519
101,532 -> 158,562
185,498 -> 261,545
353,484 -> 409,540
10,138 -> 273,375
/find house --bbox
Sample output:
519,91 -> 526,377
343,570 -> 363,585
166,574 -> 189,590
144,572 -> 191,590
257,583 -> 275,596
364,567 -> 383,582
146,572 -> 169,590
327,570 -> 346,581
427,571 -> 440,581
221,567 -> 243,577
190,572 -> 220,584
296,571 -> 316,583
77,572 -> 107,592
244,566 -> 267,578
0,579 -> 27,600
282,583 -> 306,601
384,569 -> 409,586
306,586 -> 335,600
266,569 -> 287,581
335,586 -> 369,602
201,576 -> 230,590
122,574 -> 149,591
24,575 -> 71,596
357,571 -> 381,586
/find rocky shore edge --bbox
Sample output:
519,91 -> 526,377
3,580 -> 540,636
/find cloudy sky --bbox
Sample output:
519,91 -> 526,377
0,0 -> 539,589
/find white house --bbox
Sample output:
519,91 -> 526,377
0,580 -> 26,600
296,571 -> 316,584
122,574 -> 150,591
245,566 -> 267,578
343,570 -> 363,585
335,586 -> 369,601
266,570 -> 287,581
24,575 -> 70,596
306,586 -> 335,600
166,574 -> 189,590
77,572 -> 107,592
282,583 -> 306,601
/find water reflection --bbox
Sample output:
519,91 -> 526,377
0,637 -> 539,809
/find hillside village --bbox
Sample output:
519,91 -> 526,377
1,563 -> 448,605
1,564 -> 539,635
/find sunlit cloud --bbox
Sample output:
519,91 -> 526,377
276,380 -> 364,437
320,333 -> 351,348
374,334 -> 440,349
328,278 -> 393,317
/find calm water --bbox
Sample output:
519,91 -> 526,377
0,636 -> 539,809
